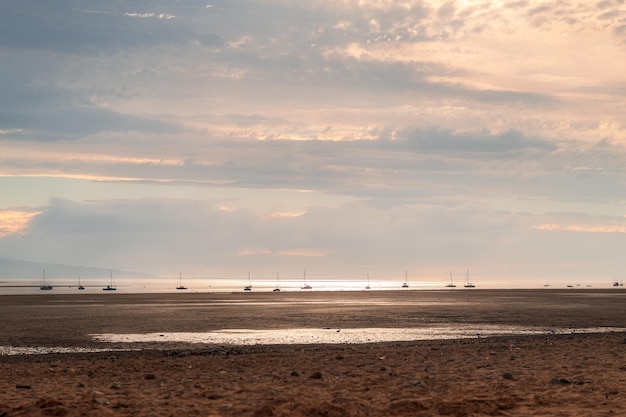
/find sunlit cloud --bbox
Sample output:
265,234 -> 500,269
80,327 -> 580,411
124,12 -> 176,20
0,129 -> 24,135
0,211 -> 41,237
238,249 -> 273,256
276,250 -> 327,257
1,149 -> 183,167
270,211 -> 307,218
535,224 -> 626,233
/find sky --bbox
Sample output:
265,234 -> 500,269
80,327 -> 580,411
1,0 -> 626,287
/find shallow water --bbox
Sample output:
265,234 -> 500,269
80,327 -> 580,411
91,325 -> 626,346
3,325 -> 623,356
0,346 -> 132,355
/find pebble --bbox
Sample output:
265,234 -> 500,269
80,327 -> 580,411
502,372 -> 515,380
92,391 -> 109,405
309,371 -> 322,379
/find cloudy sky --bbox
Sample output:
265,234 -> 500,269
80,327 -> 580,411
1,0 -> 626,287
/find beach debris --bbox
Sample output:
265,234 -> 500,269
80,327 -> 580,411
36,399 -> 67,415
91,391 -> 109,405
550,377 -> 591,385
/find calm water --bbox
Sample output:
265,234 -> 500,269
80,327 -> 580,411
0,276 -> 613,295
90,326 -> 626,345
3,325 -> 624,355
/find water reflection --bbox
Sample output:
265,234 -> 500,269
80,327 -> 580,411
91,325 -> 626,346
4,326 -> 624,356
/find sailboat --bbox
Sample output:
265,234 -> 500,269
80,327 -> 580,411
445,271 -> 456,288
40,269 -> 53,290
300,268 -> 312,290
243,272 -> 252,291
272,273 -> 281,292
463,269 -> 475,288
402,271 -> 409,288
365,273 -> 371,290
78,275 -> 85,290
176,272 -> 187,290
102,269 -> 117,291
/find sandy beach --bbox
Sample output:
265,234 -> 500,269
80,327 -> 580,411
2,289 -> 626,416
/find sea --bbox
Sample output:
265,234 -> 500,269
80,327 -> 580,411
0,276 -> 612,295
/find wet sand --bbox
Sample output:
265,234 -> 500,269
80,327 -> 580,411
2,289 -> 626,416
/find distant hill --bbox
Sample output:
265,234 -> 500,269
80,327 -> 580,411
0,257 -> 156,281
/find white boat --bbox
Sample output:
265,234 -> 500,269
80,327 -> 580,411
176,272 -> 187,290
300,269 -> 312,290
244,272 -> 252,291
103,269 -> 117,291
39,269 -> 53,291
272,273 -> 281,292
402,271 -> 409,288
365,273 -> 371,290
445,271 -> 456,288
463,269 -> 475,288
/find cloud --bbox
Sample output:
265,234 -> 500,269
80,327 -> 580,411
0,210 -> 41,237
0,107 -> 183,140
535,224 -> 626,233
0,1 -> 220,54
0,191 -> 625,282
270,211 -> 308,218
0,197 -> 513,274
124,12 -> 176,19
394,127 -> 555,155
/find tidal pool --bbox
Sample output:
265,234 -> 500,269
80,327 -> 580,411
90,325 -> 626,346
3,325 -> 624,356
